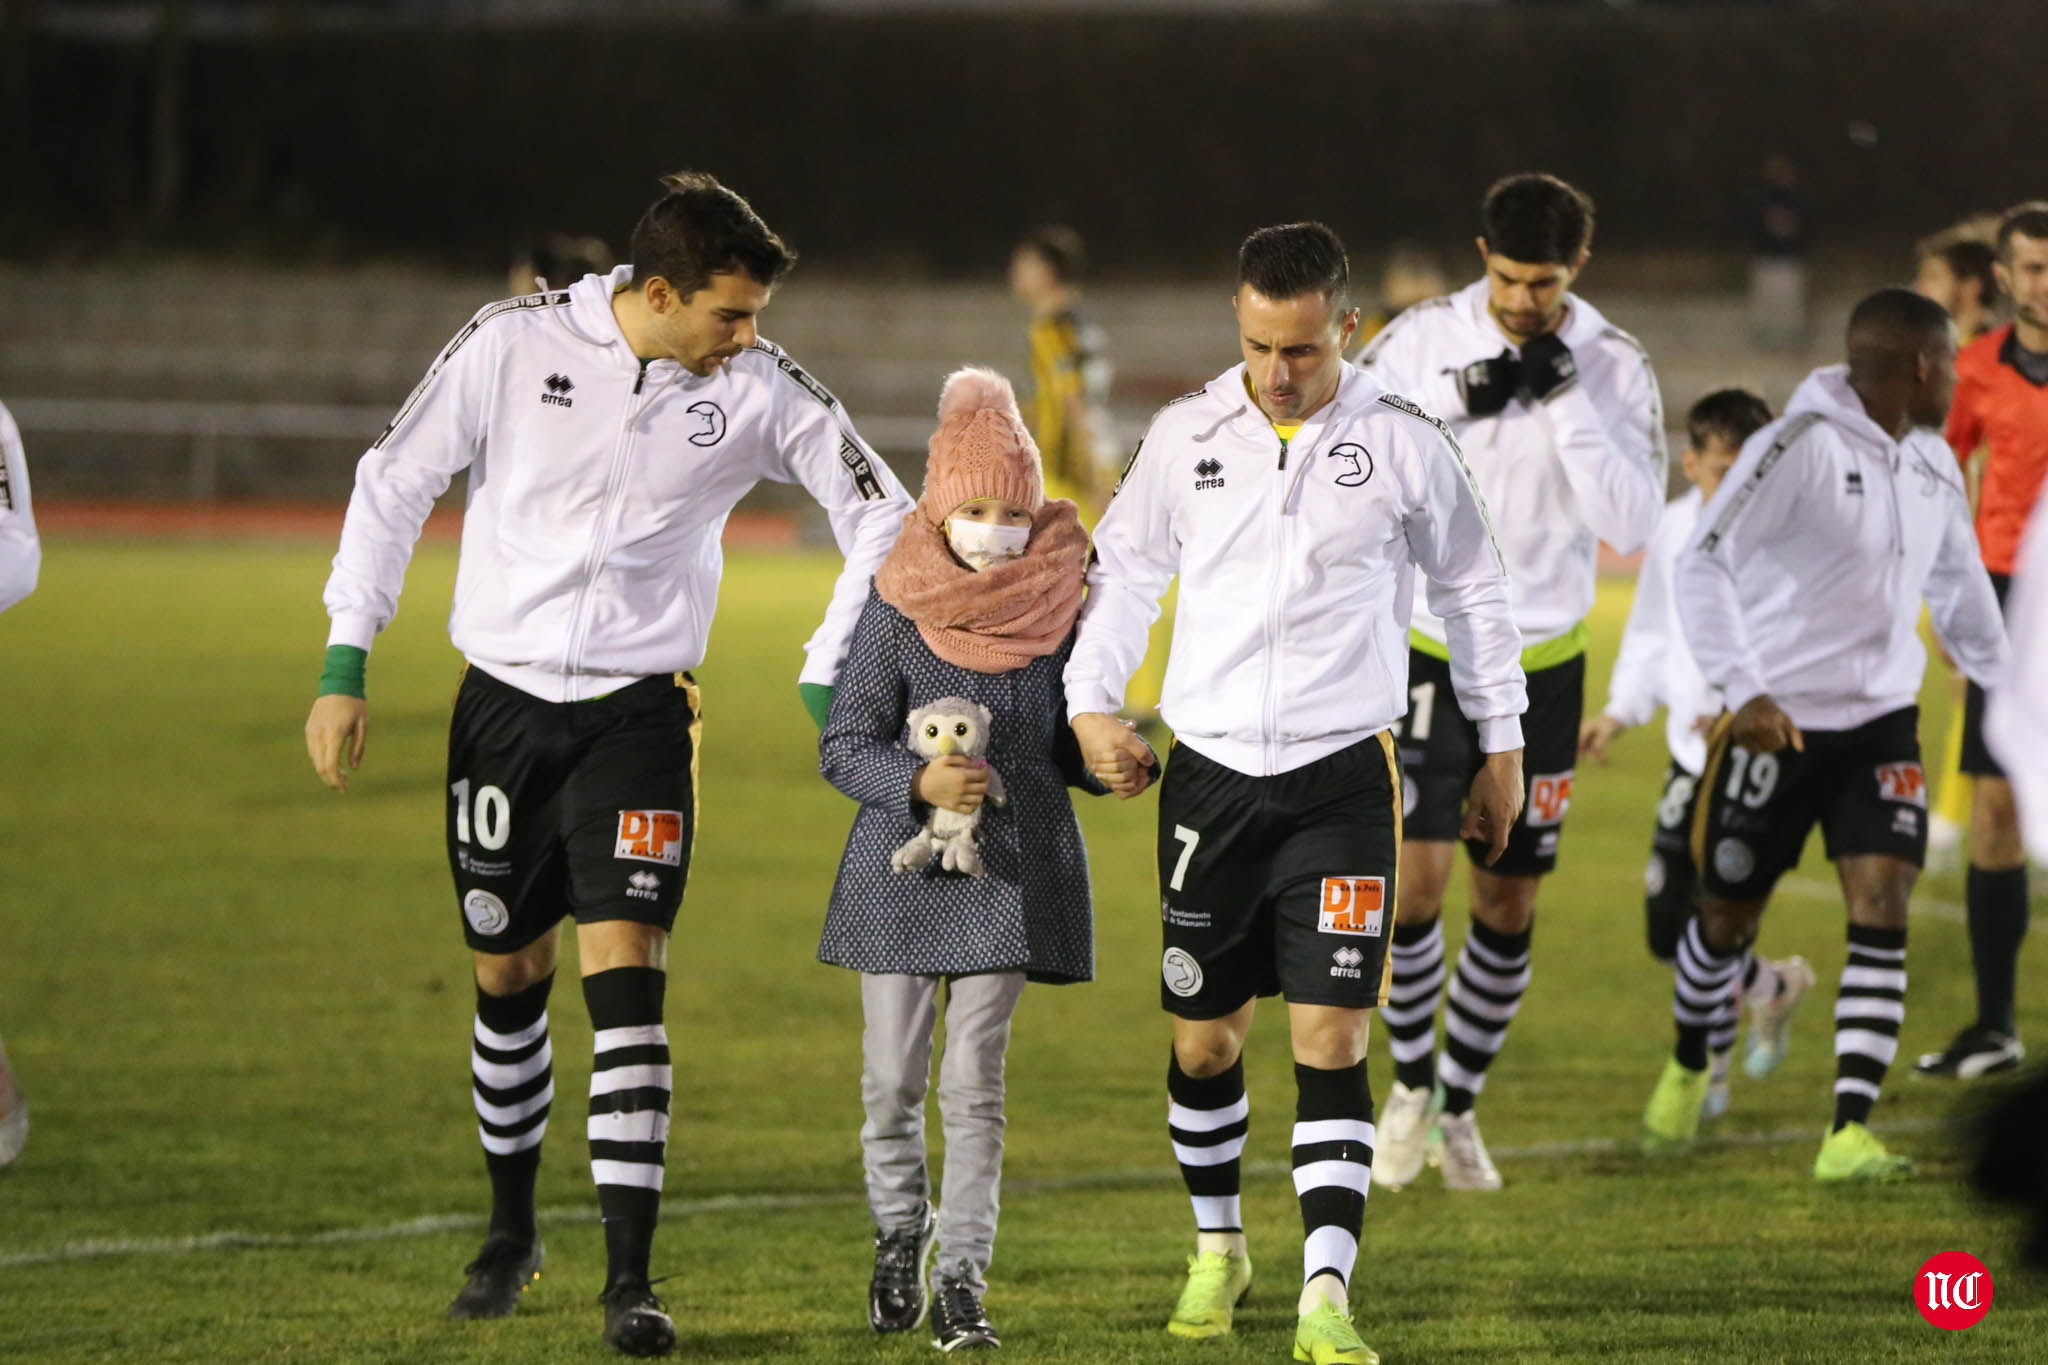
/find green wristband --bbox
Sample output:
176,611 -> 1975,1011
319,644 -> 368,699
800,682 -> 835,731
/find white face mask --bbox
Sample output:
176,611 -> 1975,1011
945,517 -> 1032,571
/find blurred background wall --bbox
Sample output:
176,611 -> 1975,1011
3,0 -> 2044,507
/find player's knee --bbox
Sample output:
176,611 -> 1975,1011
1697,898 -> 1762,953
1971,779 -> 2026,867
475,938 -> 558,996
1173,1027 -> 1244,1079
1470,873 -> 1539,932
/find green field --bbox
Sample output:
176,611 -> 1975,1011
0,538 -> 2040,1363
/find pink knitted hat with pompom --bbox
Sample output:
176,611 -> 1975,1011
917,367 -> 1045,523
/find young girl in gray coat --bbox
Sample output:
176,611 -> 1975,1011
819,367 -> 1106,1352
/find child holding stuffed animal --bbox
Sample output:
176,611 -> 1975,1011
818,367 -> 1114,1352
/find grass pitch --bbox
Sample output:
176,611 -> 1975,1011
0,537 -> 2040,1362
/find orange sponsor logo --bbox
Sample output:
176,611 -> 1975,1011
1876,762 -> 1927,808
615,810 -> 685,867
1319,877 -> 1386,936
1527,771 -> 1575,828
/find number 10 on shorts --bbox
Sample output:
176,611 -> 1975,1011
1320,877 -> 1386,936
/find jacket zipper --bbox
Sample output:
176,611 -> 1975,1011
560,373 -> 644,688
1262,432 -> 1290,770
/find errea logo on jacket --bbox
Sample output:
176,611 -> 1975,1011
541,373 -> 575,407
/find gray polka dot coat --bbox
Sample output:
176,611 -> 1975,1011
818,588 -> 1102,984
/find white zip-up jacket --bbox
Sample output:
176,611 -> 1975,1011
1676,365 -> 2007,731
1065,362 -> 1527,777
1986,499 -> 2048,863
0,400 -> 38,614
323,268 -> 913,702
1359,280 -> 1666,650
1602,488 -> 1719,774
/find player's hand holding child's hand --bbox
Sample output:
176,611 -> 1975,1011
914,755 -> 991,814
1070,712 -> 1157,799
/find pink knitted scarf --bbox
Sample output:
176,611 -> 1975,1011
873,500 -> 1090,674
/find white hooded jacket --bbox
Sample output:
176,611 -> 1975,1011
1676,365 -> 2006,731
1359,280 -> 1666,652
1066,361 -> 1526,777
1603,488 -> 1719,774
323,267 -> 913,701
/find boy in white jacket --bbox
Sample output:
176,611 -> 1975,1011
1581,389 -> 1816,1120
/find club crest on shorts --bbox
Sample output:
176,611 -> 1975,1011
1162,947 -> 1204,997
1644,853 -> 1667,897
615,810 -> 684,866
1875,761 -> 1927,808
1319,877 -> 1385,936
463,888 -> 510,937
1527,771 -> 1575,828
1713,837 -> 1755,884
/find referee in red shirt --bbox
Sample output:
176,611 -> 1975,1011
1919,200 -> 2048,1079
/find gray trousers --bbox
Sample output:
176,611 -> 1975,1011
860,970 -> 1027,1293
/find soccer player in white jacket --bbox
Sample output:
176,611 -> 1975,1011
1581,389 -> 1816,1120
1645,289 -> 2008,1180
0,398 -> 38,1169
1069,223 -> 1526,1365
1358,174 -> 1665,1191
302,173 -> 913,1356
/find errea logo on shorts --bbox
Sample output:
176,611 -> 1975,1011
615,810 -> 684,866
1319,878 -> 1385,936
1877,761 -> 1928,808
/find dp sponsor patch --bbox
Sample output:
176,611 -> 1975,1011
615,810 -> 685,867
1876,761 -> 1928,808
1319,877 -> 1386,937
1526,771 -> 1575,828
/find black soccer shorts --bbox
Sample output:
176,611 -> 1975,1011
1643,760 -> 1703,962
1154,734 -> 1401,1019
1398,648 -> 1583,876
1692,705 -> 1926,903
1960,572 -> 2011,778
446,667 -> 701,953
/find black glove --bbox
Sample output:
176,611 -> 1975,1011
1519,332 -> 1579,402
1455,349 -> 1520,418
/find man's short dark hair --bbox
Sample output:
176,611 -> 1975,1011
629,171 -> 797,298
1685,388 -> 1773,453
1937,239 -> 2000,306
1019,225 -> 1087,284
1481,173 -> 1596,265
1847,286 -> 1954,382
1237,222 -> 1350,309
1997,200 -> 2048,259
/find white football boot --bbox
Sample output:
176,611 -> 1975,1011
1743,955 -> 1817,1080
1371,1082 -> 1435,1190
1436,1109 -> 1502,1191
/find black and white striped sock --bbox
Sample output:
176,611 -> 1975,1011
1384,919 -> 1445,1093
1440,919 -> 1530,1115
1833,925 -> 1907,1131
472,974 -> 555,1245
1293,1061 -> 1373,1301
1672,918 -> 1745,1071
1168,1053 -> 1248,1235
584,966 -> 671,1288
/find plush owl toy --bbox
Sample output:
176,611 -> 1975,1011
892,697 -> 1007,877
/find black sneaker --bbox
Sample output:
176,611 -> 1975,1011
446,1236 -> 544,1319
930,1275 -> 999,1353
1915,1024 -> 2025,1080
599,1278 -> 677,1358
869,1202 -> 937,1332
